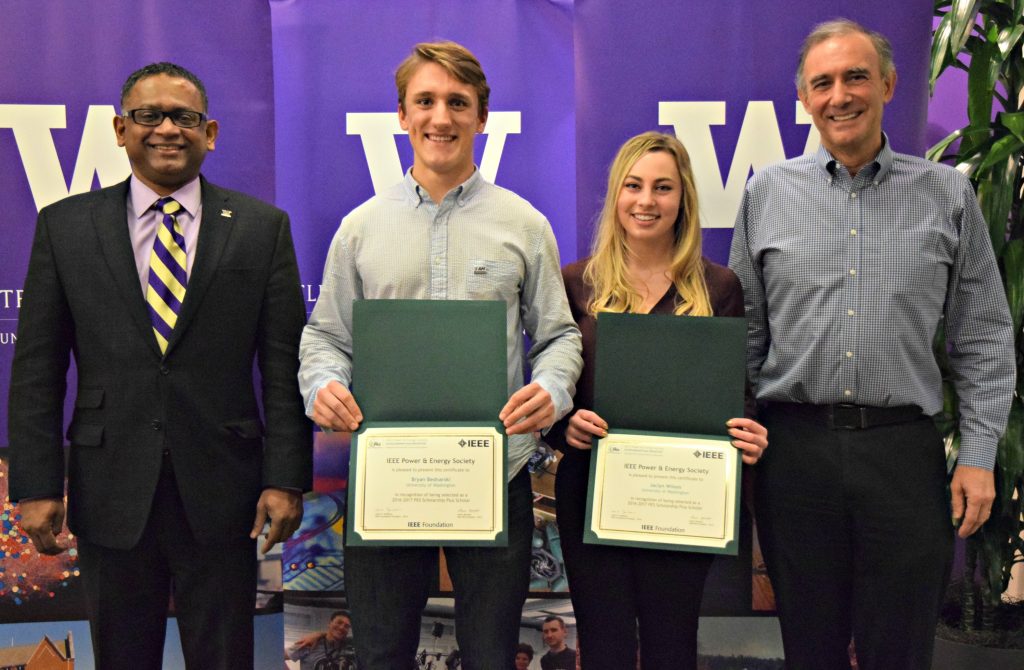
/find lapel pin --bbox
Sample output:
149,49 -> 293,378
221,209 -> 233,218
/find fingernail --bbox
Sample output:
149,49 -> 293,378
951,516 -> 961,527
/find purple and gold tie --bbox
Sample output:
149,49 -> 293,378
146,197 -> 187,353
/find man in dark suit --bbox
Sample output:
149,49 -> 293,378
7,62 -> 312,669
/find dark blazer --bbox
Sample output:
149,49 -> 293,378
8,176 -> 312,550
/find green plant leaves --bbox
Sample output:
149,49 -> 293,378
931,0 -> 985,88
966,40 -> 999,142
1000,110 -> 1024,141
952,0 -> 984,55
976,141 -> 1017,253
931,0 -> 1024,628
932,12 -> 956,89
1003,238 -> 1024,336
998,400 -> 1023,480
995,23 -> 1024,59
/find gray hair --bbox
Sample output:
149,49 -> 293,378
796,19 -> 895,92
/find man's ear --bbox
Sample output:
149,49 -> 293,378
113,114 -> 126,147
398,102 -> 409,131
204,119 -> 219,150
882,69 -> 897,104
797,87 -> 811,115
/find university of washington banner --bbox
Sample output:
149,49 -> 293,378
0,1 -> 931,666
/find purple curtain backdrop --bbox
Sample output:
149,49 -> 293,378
574,0 -> 934,264
0,0 -> 276,636
0,0 -> 276,449
1,0 -> 942,639
270,0 -> 577,295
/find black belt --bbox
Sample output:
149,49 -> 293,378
764,402 -> 924,430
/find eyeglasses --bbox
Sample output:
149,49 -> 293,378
123,108 -> 207,128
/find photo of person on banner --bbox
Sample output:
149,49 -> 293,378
545,131 -> 768,670
287,609 -> 358,670
728,18 -> 1014,670
298,40 -> 582,669
514,642 -> 534,670
539,615 -> 575,670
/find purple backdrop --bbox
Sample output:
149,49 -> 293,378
0,0 -> 276,450
0,0 -> 941,636
575,0 -> 934,264
270,0 -> 577,298
0,1 -> 276,638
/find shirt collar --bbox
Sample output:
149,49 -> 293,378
815,133 -> 892,183
129,175 -> 202,220
402,167 -> 483,208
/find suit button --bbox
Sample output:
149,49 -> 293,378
151,420 -> 162,431
160,366 -> 170,375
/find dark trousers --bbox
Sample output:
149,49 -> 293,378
344,467 -> 533,670
555,447 -> 713,670
77,456 -> 257,670
756,404 -> 953,670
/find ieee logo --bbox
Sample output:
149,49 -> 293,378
693,450 -> 724,460
459,438 -> 490,448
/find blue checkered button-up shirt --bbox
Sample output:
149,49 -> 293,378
728,137 -> 1014,469
299,169 -> 583,479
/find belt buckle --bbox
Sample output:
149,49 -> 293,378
829,403 -> 867,430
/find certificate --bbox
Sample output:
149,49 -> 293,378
348,423 -> 507,545
348,297 -> 510,547
584,430 -> 740,554
586,312 -> 747,555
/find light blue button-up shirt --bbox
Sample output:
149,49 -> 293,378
299,168 -> 583,478
729,138 -> 1014,469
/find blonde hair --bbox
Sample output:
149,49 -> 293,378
584,132 -> 711,317
395,41 -> 489,117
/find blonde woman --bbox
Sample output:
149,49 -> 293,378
546,132 -> 767,670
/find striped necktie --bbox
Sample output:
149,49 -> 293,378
147,197 -> 188,353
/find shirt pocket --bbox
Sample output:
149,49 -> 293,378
466,259 -> 521,301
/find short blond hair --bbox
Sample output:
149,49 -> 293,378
395,41 -> 489,117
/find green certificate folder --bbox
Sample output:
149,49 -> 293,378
585,312 -> 747,555
593,312 -> 746,433
352,299 -> 507,421
347,299 -> 509,547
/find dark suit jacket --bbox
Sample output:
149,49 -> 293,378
8,176 -> 312,550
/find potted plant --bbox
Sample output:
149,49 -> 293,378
928,0 -> 1024,664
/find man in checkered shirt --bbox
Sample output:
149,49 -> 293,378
729,19 -> 1014,670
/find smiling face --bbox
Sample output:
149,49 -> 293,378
114,73 -> 218,195
798,31 -> 895,169
326,614 -> 352,643
398,61 -> 487,195
515,652 -> 531,669
615,150 -> 682,250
